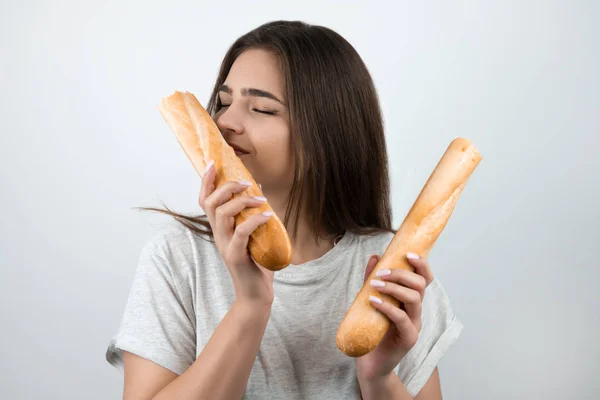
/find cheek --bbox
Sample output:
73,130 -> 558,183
253,123 -> 294,181
263,134 -> 293,169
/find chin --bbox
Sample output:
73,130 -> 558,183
239,161 -> 292,192
240,159 -> 261,181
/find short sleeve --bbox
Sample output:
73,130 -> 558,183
395,277 -> 463,397
106,237 -> 197,375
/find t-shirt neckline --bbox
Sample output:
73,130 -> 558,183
274,231 -> 355,285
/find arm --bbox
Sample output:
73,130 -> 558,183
358,367 -> 442,400
123,300 -> 271,400
117,164 -> 277,399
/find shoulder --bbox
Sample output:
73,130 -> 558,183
348,229 -> 396,256
142,219 -> 215,254
136,220 -> 221,283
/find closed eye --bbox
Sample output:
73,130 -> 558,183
253,108 -> 277,115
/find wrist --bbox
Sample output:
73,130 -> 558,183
355,349 -> 408,382
232,299 -> 273,321
232,281 -> 274,308
357,369 -> 394,389
358,372 -> 412,400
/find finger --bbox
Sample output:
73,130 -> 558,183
406,252 -> 434,285
227,211 -> 274,264
215,195 -> 267,237
198,160 -> 216,209
374,268 -> 427,299
369,280 -> 423,323
368,296 -> 419,347
363,255 -> 381,283
203,180 -> 253,219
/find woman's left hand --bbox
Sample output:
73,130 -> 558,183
355,252 -> 435,381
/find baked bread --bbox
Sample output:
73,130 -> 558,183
158,91 -> 293,271
336,137 -> 482,357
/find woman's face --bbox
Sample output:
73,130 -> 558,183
215,48 -> 294,195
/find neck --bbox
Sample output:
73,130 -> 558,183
263,187 -> 336,266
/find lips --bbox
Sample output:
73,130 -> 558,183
227,142 -> 250,156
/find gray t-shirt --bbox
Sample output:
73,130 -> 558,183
106,221 -> 463,399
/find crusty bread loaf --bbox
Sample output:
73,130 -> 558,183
336,137 -> 482,357
158,91 -> 293,271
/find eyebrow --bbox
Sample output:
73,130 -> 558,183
219,84 -> 285,105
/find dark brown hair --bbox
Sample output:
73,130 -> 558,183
143,20 -> 395,242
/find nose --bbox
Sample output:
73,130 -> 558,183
216,105 -> 244,136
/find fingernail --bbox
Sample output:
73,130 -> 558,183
262,211 -> 274,217
238,180 -> 252,186
369,295 -> 383,304
204,160 -> 214,175
376,269 -> 391,277
253,196 -> 267,202
370,279 -> 386,288
407,252 -> 420,260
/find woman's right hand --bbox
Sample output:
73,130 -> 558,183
199,160 -> 276,307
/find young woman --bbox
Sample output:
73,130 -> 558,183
106,20 -> 463,400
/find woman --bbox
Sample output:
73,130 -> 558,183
106,20 -> 463,400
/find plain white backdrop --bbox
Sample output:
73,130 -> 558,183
1,1 -> 598,399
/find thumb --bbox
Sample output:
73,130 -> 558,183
363,255 -> 381,283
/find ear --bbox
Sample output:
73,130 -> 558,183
363,254 -> 381,283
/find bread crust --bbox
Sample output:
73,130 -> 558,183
158,91 -> 293,271
336,138 -> 482,357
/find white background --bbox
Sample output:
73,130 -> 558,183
1,1 -> 598,399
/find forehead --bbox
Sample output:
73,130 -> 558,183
225,48 -> 284,98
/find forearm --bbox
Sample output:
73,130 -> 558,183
153,301 -> 271,400
358,372 -> 413,400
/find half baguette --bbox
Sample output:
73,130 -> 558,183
336,137 -> 482,357
158,90 -> 293,271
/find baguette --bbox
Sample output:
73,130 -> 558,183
336,137 -> 482,357
157,90 -> 293,271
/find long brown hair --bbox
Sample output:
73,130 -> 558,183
142,20 -> 395,242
